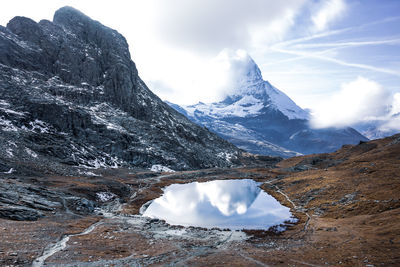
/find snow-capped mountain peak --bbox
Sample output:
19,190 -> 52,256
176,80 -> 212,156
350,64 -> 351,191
206,50 -> 309,120
233,53 -> 264,88
220,50 -> 265,98
167,50 -> 367,158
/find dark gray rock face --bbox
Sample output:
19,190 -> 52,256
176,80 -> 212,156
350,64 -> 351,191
0,205 -> 44,221
0,6 -> 242,171
0,180 -> 97,221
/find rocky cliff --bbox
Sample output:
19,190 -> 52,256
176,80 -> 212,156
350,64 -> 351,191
0,6 -> 242,172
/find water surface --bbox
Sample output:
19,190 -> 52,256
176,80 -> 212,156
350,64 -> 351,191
143,179 -> 296,230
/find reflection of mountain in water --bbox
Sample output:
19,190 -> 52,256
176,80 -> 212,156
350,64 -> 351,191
143,179 -> 294,230
196,180 -> 260,216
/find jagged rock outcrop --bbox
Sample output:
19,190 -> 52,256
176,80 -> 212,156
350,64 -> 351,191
0,6 -> 242,172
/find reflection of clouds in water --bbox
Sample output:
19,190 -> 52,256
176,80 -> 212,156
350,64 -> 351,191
196,180 -> 260,216
143,179 -> 294,230
154,183 -> 201,214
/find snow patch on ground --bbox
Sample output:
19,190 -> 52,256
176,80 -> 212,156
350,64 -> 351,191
217,152 -> 234,162
87,158 -> 107,169
77,169 -> 100,177
84,156 -> 120,169
3,168 -> 14,174
96,192 -> 117,202
8,141 -> 17,147
25,148 -> 38,158
21,120 -> 51,133
150,165 -> 175,173
0,100 -> 26,117
6,148 -> 13,158
163,229 -> 188,236
0,117 -> 19,132
88,103 -> 128,134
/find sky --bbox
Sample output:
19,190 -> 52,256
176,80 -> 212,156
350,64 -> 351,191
1,0 -> 399,131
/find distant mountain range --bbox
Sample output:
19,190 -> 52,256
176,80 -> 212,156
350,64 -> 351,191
167,52 -> 367,157
354,118 -> 400,140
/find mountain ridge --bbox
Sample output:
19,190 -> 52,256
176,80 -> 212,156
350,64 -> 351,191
0,6 -> 244,172
167,51 -> 367,157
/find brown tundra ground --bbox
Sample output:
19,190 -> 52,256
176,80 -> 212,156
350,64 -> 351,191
1,134 -> 400,266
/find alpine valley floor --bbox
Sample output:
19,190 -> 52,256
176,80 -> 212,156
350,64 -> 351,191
1,134 -> 399,266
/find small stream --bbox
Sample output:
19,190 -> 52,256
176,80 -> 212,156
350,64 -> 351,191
31,200 -> 123,267
30,178 -> 300,266
32,221 -> 104,267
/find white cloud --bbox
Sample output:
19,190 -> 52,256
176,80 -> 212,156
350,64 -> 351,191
380,117 -> 400,133
152,0 -> 307,53
380,93 -> 400,132
292,38 -> 400,49
390,93 -> 400,115
269,47 -> 400,77
152,49 -> 263,104
311,77 -> 393,128
1,0 -> 398,122
312,0 -> 347,32
213,49 -> 259,96
144,49 -> 234,104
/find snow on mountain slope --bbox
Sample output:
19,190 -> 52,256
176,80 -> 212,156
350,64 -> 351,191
183,51 -> 308,121
265,83 -> 309,120
184,95 -> 265,118
167,50 -> 367,157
